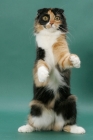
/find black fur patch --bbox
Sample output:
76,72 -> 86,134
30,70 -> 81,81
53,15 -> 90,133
36,47 -> 45,61
37,8 -> 49,18
62,69 -> 71,85
51,8 -> 64,15
33,84 -> 54,104
39,14 -> 50,25
54,94 -> 77,124
30,105 -> 42,116
58,86 -> 71,101
54,66 -> 76,124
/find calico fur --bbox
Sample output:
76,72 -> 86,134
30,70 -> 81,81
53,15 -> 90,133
18,8 -> 85,134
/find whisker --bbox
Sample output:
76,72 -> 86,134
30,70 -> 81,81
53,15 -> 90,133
66,35 -> 72,42
67,32 -> 75,40
58,26 -> 74,41
59,26 -> 67,32
28,27 -> 34,44
68,25 -> 75,31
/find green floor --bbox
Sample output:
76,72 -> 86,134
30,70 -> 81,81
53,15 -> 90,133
0,0 -> 93,140
0,111 -> 93,140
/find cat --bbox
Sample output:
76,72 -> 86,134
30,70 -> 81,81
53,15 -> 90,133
18,8 -> 85,134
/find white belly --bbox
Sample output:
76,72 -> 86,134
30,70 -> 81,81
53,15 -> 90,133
48,68 -> 67,92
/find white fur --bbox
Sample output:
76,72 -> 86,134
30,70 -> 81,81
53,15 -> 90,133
36,29 -> 61,50
37,66 -> 49,82
70,55 -> 81,68
70,125 -> 86,134
29,108 -> 54,130
18,124 -> 34,133
18,109 -> 54,133
48,68 -> 67,92
53,114 -> 65,131
45,46 -> 55,69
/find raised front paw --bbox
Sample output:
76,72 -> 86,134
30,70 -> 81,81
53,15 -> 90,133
37,66 -> 49,82
69,55 -> 81,68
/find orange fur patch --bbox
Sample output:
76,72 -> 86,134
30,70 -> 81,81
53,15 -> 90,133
29,100 -> 45,109
34,21 -> 44,33
63,125 -> 71,132
48,10 -> 55,22
52,34 -> 73,69
52,125 -> 63,131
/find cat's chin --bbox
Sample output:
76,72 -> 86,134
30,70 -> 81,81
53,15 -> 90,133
46,27 -> 57,33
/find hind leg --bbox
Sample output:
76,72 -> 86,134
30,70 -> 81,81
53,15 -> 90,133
52,113 -> 85,134
54,94 -> 85,134
62,95 -> 85,134
62,95 -> 86,134
18,100 -> 54,132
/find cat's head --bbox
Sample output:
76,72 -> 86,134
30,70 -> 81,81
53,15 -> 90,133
34,8 -> 67,33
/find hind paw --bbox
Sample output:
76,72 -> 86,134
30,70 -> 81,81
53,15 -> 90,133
63,125 -> 86,134
18,124 -> 34,133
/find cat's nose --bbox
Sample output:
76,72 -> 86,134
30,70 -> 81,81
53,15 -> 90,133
50,21 -> 54,25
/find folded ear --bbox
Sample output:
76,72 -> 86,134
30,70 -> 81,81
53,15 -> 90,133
54,8 -> 64,14
59,8 -> 64,13
37,8 -> 49,15
37,9 -> 44,15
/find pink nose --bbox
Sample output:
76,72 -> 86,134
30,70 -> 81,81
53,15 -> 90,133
50,21 -> 54,25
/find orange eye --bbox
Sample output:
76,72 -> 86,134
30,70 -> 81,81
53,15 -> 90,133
55,16 -> 60,21
42,16 -> 49,21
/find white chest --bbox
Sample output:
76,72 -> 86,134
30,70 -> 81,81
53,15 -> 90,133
35,29 -> 61,49
36,33 -> 57,49
36,30 -> 61,68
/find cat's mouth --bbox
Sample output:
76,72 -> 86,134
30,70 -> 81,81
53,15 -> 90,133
44,23 -> 59,32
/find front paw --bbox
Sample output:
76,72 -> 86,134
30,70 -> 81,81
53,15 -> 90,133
37,66 -> 49,82
69,55 -> 81,68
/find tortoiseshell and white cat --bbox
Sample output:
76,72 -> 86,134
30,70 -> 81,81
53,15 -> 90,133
18,8 -> 85,134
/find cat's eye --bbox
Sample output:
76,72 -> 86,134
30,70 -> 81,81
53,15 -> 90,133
55,16 -> 61,21
42,16 -> 49,21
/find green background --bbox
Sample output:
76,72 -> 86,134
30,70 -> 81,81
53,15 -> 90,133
0,0 -> 93,140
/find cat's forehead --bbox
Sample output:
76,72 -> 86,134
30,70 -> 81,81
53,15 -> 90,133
37,8 -> 64,16
48,10 -> 55,19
